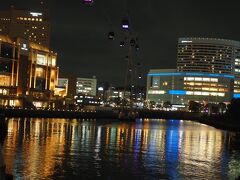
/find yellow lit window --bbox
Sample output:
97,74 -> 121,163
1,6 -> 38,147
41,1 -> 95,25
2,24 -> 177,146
163,82 -> 168,86
0,75 -> 10,86
36,67 -> 45,78
52,58 -> 56,67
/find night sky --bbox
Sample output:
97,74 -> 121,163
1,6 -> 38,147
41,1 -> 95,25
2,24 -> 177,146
1,0 -> 240,86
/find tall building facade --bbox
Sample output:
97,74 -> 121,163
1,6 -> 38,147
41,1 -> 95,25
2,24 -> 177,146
177,37 -> 240,95
0,7 -> 50,47
76,77 -> 97,96
0,35 -> 58,107
146,38 -> 240,106
177,38 -> 240,75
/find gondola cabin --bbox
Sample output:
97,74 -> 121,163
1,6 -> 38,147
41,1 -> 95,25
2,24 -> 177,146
108,32 -> 115,40
135,44 -> 140,51
122,19 -> 129,30
83,0 -> 93,5
120,41 -> 125,47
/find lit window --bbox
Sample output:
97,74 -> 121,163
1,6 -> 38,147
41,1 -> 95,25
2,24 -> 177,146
148,90 -> 165,95
195,77 -> 202,81
210,78 -> 218,82
163,82 -> 168,86
0,75 -> 10,86
52,58 -> 56,67
202,78 -> 210,81
37,54 -> 47,65
36,67 -> 45,78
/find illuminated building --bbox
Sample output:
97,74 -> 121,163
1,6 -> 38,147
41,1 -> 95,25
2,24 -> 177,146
54,78 -> 68,97
147,69 -> 234,105
177,38 -> 240,96
146,38 -> 240,105
0,35 -> 58,107
177,38 -> 240,74
75,94 -> 102,107
105,88 -> 130,101
0,7 -> 50,47
76,77 -> 97,96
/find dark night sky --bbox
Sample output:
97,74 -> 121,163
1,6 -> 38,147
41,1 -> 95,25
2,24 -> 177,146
1,0 -> 240,86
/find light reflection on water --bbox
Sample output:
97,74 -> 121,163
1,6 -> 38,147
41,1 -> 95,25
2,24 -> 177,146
3,118 -> 240,179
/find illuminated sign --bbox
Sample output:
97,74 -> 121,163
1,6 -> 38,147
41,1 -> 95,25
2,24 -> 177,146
30,12 -> 43,17
21,43 -> 28,51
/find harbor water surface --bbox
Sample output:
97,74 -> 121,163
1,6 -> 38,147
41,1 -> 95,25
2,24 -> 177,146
3,118 -> 240,179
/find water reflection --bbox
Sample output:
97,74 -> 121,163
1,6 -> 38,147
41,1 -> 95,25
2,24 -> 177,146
3,118 -> 240,179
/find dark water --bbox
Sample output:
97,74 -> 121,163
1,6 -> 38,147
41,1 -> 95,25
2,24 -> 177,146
2,118 -> 240,179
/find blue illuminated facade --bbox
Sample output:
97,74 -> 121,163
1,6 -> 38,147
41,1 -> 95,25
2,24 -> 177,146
168,90 -> 186,95
233,94 -> 240,98
147,69 -> 234,106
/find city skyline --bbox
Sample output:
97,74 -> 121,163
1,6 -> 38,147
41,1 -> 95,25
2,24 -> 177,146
1,0 -> 240,86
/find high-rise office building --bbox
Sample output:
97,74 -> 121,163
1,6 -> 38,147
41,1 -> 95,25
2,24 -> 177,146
0,7 -> 50,47
177,37 -> 240,94
177,38 -> 240,76
76,77 -> 97,96
146,38 -> 240,106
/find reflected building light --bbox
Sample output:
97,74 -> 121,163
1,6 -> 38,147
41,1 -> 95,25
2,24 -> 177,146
97,126 -> 101,146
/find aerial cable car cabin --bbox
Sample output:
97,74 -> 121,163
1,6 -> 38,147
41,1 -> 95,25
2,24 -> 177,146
83,0 -> 94,5
122,19 -> 129,30
120,41 -> 125,47
135,44 -> 140,51
108,32 -> 115,40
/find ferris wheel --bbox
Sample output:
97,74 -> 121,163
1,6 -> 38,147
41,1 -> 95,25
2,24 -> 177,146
83,0 -> 143,104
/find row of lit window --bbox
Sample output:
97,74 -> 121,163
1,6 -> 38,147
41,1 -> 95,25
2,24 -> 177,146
32,26 -> 45,30
36,54 -> 56,67
17,17 -> 42,22
0,89 -> 9,95
148,90 -> 165,95
234,81 -> 240,85
77,89 -> 88,93
184,86 -> 227,92
0,18 -> 10,21
184,82 -> 221,87
186,91 -> 225,97
184,77 -> 218,82
179,45 -> 233,50
234,90 -> 240,93
148,90 -> 225,96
